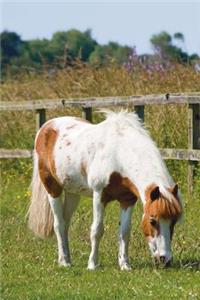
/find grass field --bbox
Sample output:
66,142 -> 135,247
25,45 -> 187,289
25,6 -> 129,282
1,159 -> 200,300
1,63 -> 200,299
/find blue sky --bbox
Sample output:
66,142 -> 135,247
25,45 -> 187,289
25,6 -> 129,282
1,1 -> 200,55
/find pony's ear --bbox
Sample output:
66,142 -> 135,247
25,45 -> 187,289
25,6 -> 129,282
150,186 -> 160,202
172,184 -> 178,197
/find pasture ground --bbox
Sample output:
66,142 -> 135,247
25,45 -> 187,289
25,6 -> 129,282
1,160 -> 200,300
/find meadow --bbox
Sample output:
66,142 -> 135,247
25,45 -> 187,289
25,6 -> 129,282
1,62 -> 200,299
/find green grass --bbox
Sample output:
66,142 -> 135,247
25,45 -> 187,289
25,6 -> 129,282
1,160 -> 200,300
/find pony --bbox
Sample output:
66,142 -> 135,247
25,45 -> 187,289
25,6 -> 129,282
28,111 -> 183,270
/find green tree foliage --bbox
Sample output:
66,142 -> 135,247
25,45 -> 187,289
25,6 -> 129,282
89,42 -> 131,66
0,29 -> 97,74
174,32 -> 184,42
26,39 -> 54,66
66,29 -> 97,61
1,31 -> 24,64
0,29 -> 199,78
150,31 -> 198,63
51,29 -> 97,62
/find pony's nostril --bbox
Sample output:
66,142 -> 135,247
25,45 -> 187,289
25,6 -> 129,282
159,256 -> 172,267
165,260 -> 171,268
160,256 -> 166,263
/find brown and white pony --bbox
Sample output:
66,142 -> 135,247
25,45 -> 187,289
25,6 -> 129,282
28,111 -> 182,270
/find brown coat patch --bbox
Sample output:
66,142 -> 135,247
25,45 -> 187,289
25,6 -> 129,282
141,215 -> 155,237
101,172 -> 139,209
36,122 -> 62,198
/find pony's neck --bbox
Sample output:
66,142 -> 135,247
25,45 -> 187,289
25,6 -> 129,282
121,154 -> 173,204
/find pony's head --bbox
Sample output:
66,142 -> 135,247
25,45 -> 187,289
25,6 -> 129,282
141,184 -> 182,267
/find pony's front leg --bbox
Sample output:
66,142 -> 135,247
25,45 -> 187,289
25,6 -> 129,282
118,206 -> 133,270
88,190 -> 104,270
48,195 -> 71,267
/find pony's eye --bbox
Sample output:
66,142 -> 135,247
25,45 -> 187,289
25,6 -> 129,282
149,217 -> 158,227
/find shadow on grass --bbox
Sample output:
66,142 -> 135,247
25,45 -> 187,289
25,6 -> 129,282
116,257 -> 200,271
173,259 -> 200,270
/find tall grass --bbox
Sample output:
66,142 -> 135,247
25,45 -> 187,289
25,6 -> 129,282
1,63 -> 200,101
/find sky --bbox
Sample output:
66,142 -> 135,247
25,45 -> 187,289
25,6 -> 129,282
1,0 -> 200,55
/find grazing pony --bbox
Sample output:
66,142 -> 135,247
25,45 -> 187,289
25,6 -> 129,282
28,111 -> 182,270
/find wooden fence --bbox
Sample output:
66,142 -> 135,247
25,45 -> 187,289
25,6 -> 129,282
1,92 -> 200,193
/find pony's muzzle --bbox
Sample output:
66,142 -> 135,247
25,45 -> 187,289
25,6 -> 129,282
154,256 -> 172,268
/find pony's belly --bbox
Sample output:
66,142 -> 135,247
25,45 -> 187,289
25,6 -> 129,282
63,178 -> 92,197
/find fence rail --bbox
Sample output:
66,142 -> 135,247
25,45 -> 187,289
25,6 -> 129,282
1,92 -> 200,193
1,93 -> 200,111
1,148 -> 200,161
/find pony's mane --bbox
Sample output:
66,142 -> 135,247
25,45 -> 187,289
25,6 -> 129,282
146,185 -> 183,221
103,109 -> 140,122
100,109 -> 149,135
159,188 -> 182,220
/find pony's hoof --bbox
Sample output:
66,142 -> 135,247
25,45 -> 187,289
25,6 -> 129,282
87,262 -> 99,270
58,259 -> 71,267
120,263 -> 132,271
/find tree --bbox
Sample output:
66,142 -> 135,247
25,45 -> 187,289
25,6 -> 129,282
50,31 -> 69,58
0,31 -> 24,65
89,45 -> 106,65
89,42 -> 131,66
174,32 -> 184,43
150,31 -> 172,59
151,31 -> 172,51
51,29 -> 97,62
26,39 -> 54,66
150,31 -> 188,61
150,31 -> 190,63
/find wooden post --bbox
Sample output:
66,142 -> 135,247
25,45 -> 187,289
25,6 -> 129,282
188,103 -> 200,194
135,105 -> 144,122
36,109 -> 46,131
82,107 -> 92,122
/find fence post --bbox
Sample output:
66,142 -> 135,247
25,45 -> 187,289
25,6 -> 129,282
135,105 -> 144,122
82,107 -> 93,122
36,109 -> 46,131
188,103 -> 200,194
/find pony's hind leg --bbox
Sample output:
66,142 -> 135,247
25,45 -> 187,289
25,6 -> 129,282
63,192 -> 80,265
48,194 -> 71,267
118,206 -> 133,270
88,190 -> 104,270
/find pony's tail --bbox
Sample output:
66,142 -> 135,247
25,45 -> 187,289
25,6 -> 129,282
28,152 -> 54,238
